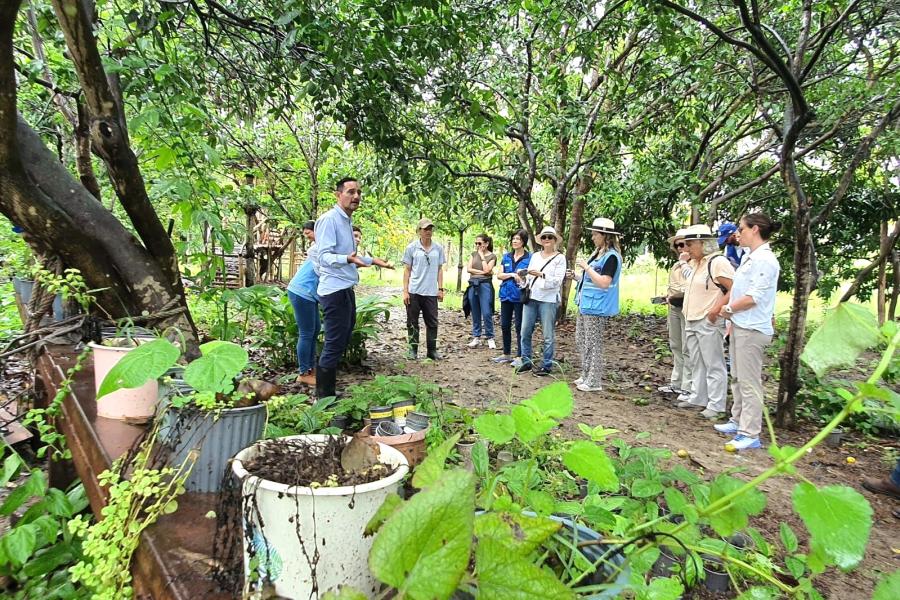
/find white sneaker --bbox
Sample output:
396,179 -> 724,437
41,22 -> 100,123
487,339 -> 497,350
467,338 -> 482,348
725,435 -> 761,451
676,401 -> 703,410
676,392 -> 694,403
657,385 -> 677,394
576,383 -> 603,392
574,377 -> 584,386
510,357 -> 524,368
714,420 -> 739,434
492,355 -> 512,363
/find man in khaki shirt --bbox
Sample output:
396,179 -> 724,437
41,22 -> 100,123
677,225 -> 734,418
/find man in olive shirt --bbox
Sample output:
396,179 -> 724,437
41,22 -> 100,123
402,218 -> 446,359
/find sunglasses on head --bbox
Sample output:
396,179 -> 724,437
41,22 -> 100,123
540,234 -> 555,240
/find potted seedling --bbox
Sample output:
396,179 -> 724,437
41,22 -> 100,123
89,323 -> 159,423
231,433 -> 409,598
98,338 -> 276,492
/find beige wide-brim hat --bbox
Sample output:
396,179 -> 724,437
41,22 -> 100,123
535,225 -> 563,243
586,217 -> 620,235
680,224 -> 716,240
667,227 -> 690,247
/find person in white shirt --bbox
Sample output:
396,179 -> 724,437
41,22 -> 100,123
515,226 -> 567,377
714,213 -> 782,451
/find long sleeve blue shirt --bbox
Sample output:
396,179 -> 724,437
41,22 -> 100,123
315,205 -> 359,296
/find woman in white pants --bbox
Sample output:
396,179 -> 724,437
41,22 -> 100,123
677,224 -> 734,420
714,213 -> 781,451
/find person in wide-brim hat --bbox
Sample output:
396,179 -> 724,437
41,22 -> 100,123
658,227 -> 693,397
535,225 -> 563,244
667,227 -> 689,248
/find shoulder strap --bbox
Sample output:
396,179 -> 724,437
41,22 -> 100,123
526,253 -> 560,289
706,254 -> 728,294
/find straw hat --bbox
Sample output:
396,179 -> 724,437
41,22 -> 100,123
680,224 -> 716,240
535,225 -> 562,243
586,217 -> 620,235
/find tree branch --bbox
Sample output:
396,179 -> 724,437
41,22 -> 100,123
840,220 -> 900,302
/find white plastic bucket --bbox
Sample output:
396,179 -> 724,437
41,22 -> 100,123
232,435 -> 409,599
89,341 -> 158,424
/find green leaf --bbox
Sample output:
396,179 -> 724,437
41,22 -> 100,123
664,487 -> 687,513
21,542 -> 75,578
472,440 -> 489,477
632,479 -> 664,498
525,490 -> 556,516
792,482 -> 872,571
474,537 -> 576,600
1,452 -> 23,486
474,413 -> 516,444
97,338 -> 180,398
873,569 -> 900,600
562,441 -> 618,492
321,587 -> 368,600
473,511 -> 560,555
510,405 -> 556,443
183,341 -> 248,394
2,524 -> 37,567
707,475 -> 766,536
365,494 -> 403,536
801,303 -> 881,377
779,522 -> 798,553
641,576 -> 684,600
0,471 -> 45,516
412,432 -> 460,489
521,381 -> 573,419
155,146 -> 177,170
369,469 -> 475,598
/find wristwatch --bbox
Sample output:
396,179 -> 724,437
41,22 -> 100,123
723,305 -> 734,315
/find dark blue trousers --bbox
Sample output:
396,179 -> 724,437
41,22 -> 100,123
318,288 -> 356,370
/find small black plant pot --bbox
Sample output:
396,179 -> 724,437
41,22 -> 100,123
651,546 -> 679,577
825,427 -> 844,448
702,555 -> 730,593
329,414 -> 350,430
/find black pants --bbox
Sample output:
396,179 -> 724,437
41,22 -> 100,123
406,294 -> 438,355
318,288 -> 356,370
500,300 -> 524,356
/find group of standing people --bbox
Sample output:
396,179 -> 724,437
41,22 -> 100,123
660,214 -> 781,451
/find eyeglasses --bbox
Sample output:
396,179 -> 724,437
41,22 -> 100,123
674,242 -> 685,248
540,235 -> 555,241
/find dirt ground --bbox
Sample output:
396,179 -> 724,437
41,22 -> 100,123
276,287 -> 898,599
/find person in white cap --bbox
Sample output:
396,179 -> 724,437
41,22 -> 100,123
402,218 -> 446,360
572,218 -> 622,392
515,226 -> 567,376
677,224 -> 734,420
658,228 -> 693,397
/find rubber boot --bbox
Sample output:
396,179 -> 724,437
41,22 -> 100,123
426,326 -> 441,360
316,366 -> 337,400
406,324 -> 419,359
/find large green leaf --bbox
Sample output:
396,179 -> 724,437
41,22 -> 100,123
412,433 -> 460,489
1,524 -> 36,567
521,381 -> 573,419
639,576 -> 684,600
801,303 -> 881,377
873,569 -> 900,600
473,511 -> 560,555
631,479 -> 664,498
792,482 -> 872,571
370,469 -> 475,599
183,341 -> 248,394
511,405 -> 556,443
96,338 -> 180,398
735,588 -> 779,600
707,475 -> 766,536
474,413 -> 516,444
364,494 -> 403,536
562,441 -> 619,491
474,537 -> 576,600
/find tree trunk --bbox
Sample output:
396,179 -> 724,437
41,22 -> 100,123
775,149 -> 812,429
889,249 -> 899,321
877,221 -> 888,324
244,204 -> 257,287
0,0 -> 198,349
559,175 -> 592,321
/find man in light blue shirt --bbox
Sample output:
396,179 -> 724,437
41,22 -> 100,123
314,177 -> 369,399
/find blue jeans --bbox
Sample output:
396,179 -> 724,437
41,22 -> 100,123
468,281 -> 495,338
521,299 -> 558,370
500,300 -> 523,356
892,459 -> 900,487
288,291 -> 320,373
